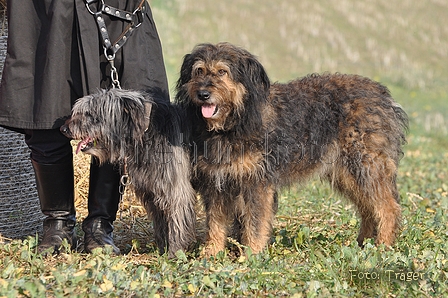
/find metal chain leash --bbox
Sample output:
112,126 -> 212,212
84,0 -> 146,213
109,60 -> 122,89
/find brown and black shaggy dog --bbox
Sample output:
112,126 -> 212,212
61,88 -> 196,257
175,42 -> 408,257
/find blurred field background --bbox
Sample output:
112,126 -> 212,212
152,0 -> 448,150
1,0 -> 447,296
153,0 -> 447,91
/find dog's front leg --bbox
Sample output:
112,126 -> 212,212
202,194 -> 231,257
165,191 -> 197,257
239,184 -> 277,254
142,195 -> 170,255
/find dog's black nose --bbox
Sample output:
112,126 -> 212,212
197,90 -> 211,101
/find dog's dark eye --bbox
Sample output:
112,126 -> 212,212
85,113 -> 94,122
217,69 -> 227,76
195,67 -> 205,77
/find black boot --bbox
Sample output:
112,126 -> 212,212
32,160 -> 77,254
82,159 -> 121,255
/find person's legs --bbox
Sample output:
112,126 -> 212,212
25,129 -> 77,253
82,158 -> 121,254
25,129 -> 121,254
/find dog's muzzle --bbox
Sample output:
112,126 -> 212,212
196,90 -> 219,118
60,124 -> 94,154
75,137 -> 95,154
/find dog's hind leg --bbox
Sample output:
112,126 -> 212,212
332,156 -> 401,247
363,156 -> 401,247
331,171 -> 378,246
144,194 -> 196,257
366,163 -> 401,247
355,183 -> 400,247
372,193 -> 401,247
165,192 -> 197,257
356,210 -> 377,247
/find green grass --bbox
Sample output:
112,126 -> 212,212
1,0 -> 447,296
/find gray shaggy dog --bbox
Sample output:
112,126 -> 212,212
61,88 -> 196,257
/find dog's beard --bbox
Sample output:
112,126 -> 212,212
189,92 -> 232,131
187,78 -> 246,132
76,139 -> 110,164
201,105 -> 230,132
197,101 -> 239,132
85,147 -> 109,164
71,131 -> 111,164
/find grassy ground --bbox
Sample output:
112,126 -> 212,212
1,0 -> 447,296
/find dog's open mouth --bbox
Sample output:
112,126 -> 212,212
76,137 -> 95,154
201,103 -> 218,119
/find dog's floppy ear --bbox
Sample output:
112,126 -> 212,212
115,90 -> 153,138
177,53 -> 194,87
238,53 -> 270,97
176,52 -> 199,108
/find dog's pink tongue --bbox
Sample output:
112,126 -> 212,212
202,104 -> 216,118
76,138 -> 91,154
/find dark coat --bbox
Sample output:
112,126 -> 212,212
0,0 -> 169,130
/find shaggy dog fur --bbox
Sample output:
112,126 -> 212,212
175,42 -> 408,257
61,88 -> 196,257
